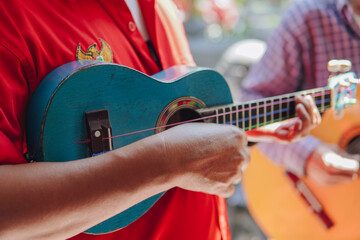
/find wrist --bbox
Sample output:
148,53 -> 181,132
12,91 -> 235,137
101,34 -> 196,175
112,135 -> 179,192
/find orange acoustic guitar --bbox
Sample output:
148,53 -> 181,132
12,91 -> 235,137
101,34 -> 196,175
242,66 -> 360,240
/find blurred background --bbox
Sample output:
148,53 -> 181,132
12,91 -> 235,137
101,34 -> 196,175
171,1 -> 294,239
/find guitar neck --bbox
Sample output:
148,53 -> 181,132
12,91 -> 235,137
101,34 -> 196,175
199,87 -> 332,131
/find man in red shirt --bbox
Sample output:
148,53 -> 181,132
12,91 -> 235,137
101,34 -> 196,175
0,0 -> 320,239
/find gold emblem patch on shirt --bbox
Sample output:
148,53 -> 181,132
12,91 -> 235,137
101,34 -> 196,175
76,39 -> 113,62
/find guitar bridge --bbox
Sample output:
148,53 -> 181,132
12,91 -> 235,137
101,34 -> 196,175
85,109 -> 113,155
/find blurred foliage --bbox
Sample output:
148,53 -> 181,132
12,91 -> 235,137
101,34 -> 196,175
173,0 -> 293,41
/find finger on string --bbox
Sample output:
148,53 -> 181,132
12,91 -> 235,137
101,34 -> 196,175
296,95 -> 317,124
295,103 -> 310,131
295,118 -> 303,133
305,95 -> 321,125
295,95 -> 312,113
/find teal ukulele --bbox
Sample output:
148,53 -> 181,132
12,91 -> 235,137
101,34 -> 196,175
26,60 -> 358,234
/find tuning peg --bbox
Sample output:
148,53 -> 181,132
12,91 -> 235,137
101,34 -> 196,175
328,59 -> 352,73
338,59 -> 352,72
328,60 -> 340,73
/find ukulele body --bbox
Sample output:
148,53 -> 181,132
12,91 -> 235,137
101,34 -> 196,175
26,60 -> 233,234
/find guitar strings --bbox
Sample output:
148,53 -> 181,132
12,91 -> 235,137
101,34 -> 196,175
76,91 -> 331,143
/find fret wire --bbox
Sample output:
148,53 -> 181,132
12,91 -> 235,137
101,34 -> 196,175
279,97 -> 282,121
328,90 -> 331,108
229,106 -> 232,125
236,105 -> 239,128
264,100 -> 267,124
244,103 -> 249,130
249,103 -> 252,130
216,109 -> 219,124
226,107 -> 229,124
259,100 -> 265,127
310,89 -> 314,107
318,89 -> 323,110
242,104 -> 245,129
286,95 -> 290,120
321,89 -> 325,112
231,106 -> 235,126
223,107 -> 226,124
256,101 -> 259,128
311,89 -> 318,110
310,90 -> 317,108
326,89 -> 331,109
222,107 -> 226,124
229,106 -> 233,126
310,89 -> 314,99
292,95 -> 296,117
301,92 -> 306,113
281,96 -> 286,120
271,98 -> 274,123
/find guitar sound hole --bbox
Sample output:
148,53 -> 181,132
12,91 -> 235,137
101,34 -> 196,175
346,135 -> 360,155
166,108 -> 202,130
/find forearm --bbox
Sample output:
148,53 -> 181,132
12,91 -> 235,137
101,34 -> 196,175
0,122 -> 249,239
0,136 -> 175,240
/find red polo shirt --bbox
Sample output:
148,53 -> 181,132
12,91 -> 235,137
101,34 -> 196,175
0,0 -> 230,239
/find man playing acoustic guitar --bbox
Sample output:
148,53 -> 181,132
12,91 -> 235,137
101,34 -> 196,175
238,0 -> 360,239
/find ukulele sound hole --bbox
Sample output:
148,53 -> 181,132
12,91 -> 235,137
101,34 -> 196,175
155,97 -> 206,134
166,108 -> 202,130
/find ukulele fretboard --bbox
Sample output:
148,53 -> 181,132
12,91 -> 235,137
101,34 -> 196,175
199,87 -> 332,131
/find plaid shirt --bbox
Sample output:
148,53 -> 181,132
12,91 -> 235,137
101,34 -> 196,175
239,0 -> 360,176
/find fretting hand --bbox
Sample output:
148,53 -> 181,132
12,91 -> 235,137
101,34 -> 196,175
246,95 -> 321,143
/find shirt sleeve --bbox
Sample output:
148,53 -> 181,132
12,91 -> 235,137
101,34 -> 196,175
257,137 -> 320,176
238,4 -> 321,176
0,42 -> 32,164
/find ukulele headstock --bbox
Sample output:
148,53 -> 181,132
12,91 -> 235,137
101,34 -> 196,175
328,59 -> 360,118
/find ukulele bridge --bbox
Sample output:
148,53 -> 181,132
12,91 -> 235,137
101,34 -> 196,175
85,109 -> 113,155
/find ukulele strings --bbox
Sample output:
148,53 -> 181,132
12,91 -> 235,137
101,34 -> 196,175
76,91 -> 331,143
